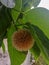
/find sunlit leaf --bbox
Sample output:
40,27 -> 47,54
24,7 -> 49,39
7,24 -> 26,65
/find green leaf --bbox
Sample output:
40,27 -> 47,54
11,0 -> 41,21
11,9 -> 20,21
10,0 -> 21,22
30,42 -> 40,60
24,7 -> 49,39
7,24 -> 26,65
25,23 -> 49,65
13,0 -> 22,12
12,0 -> 41,12
32,25 -> 49,57
33,25 -> 49,64
0,6 -> 12,44
22,0 -> 41,12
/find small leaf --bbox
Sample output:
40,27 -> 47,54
7,24 -> 26,65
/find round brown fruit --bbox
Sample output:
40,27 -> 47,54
12,29 -> 35,51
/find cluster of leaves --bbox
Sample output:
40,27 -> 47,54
0,0 -> 49,65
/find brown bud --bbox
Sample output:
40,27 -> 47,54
12,29 -> 35,51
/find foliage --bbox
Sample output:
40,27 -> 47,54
0,0 -> 49,65
7,24 -> 27,65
